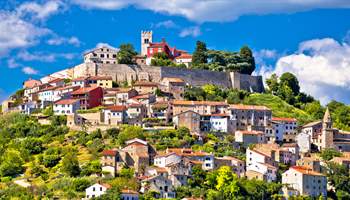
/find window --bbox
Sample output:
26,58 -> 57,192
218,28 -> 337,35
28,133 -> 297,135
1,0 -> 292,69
93,187 -> 95,191
113,54 -> 116,58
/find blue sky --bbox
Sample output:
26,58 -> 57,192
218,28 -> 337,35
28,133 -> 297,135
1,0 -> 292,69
1,0 -> 350,104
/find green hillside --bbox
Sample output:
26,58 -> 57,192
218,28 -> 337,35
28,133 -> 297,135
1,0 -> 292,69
243,93 -> 316,124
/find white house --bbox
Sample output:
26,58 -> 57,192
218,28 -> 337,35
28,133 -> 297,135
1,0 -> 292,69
154,152 -> 182,168
38,86 -> 61,102
235,130 -> 266,147
174,54 -> 192,67
296,132 -> 312,154
103,105 -> 127,125
84,46 -> 119,64
246,148 -> 277,182
53,99 -> 80,115
85,183 -> 111,199
272,117 -> 298,143
208,114 -> 231,133
282,166 -> 327,198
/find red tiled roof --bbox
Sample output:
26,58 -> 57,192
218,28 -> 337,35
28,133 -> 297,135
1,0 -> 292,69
290,166 -> 325,176
121,189 -> 139,195
71,87 -> 100,95
175,54 -> 192,59
106,105 -> 127,112
230,104 -> 270,111
55,85 -> 80,91
48,78 -> 63,84
172,100 -> 228,106
272,117 -> 297,122
102,150 -> 118,156
55,99 -> 79,105
24,79 -> 41,88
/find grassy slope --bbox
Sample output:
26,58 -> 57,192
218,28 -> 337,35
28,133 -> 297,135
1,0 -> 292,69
243,93 -> 316,124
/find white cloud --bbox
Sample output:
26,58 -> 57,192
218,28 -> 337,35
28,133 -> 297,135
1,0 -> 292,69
17,1 -> 64,20
179,26 -> 201,37
0,11 -> 50,54
47,36 -> 81,46
268,38 -> 350,104
154,20 -> 178,29
71,0 -> 350,23
7,58 -> 20,68
22,66 -> 39,75
17,51 -> 77,62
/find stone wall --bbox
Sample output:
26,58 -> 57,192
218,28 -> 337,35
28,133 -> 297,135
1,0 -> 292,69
71,63 -> 264,92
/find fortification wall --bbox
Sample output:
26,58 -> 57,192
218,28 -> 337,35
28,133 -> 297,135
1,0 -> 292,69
71,63 -> 264,92
160,66 -> 231,88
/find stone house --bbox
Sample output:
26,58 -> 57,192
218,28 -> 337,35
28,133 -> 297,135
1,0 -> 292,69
214,156 -> 245,177
160,77 -> 186,99
173,110 -> 201,135
140,174 -> 176,199
133,81 -> 159,94
174,54 -> 192,68
235,130 -> 266,147
165,148 -> 214,171
229,104 -> 271,132
101,139 -> 156,176
172,100 -> 228,116
150,101 -> 172,122
282,166 -> 327,198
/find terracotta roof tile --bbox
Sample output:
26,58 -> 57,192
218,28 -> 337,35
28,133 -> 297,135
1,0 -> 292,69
54,99 -> 79,105
290,166 -> 325,176
71,86 -> 100,95
230,104 -> 270,111
106,105 -> 127,112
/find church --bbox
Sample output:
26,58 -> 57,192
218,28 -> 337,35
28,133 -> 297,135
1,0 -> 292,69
302,108 -> 350,152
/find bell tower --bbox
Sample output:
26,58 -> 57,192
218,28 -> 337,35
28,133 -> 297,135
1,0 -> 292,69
321,107 -> 334,149
141,30 -> 152,56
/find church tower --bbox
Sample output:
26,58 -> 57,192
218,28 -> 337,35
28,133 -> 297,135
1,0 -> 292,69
141,31 -> 152,56
321,107 -> 334,149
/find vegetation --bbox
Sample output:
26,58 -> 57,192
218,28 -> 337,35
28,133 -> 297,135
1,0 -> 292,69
191,41 -> 256,75
150,52 -> 186,68
117,43 -> 137,64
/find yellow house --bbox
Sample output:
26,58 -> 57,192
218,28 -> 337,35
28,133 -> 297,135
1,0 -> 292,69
88,76 -> 113,88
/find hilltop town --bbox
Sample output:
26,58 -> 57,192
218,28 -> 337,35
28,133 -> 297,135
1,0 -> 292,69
1,31 -> 350,199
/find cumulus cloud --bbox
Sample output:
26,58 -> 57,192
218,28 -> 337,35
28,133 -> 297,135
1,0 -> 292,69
47,36 -> 81,46
154,20 -> 178,29
268,38 -> 350,104
71,0 -> 350,22
0,12 -> 50,54
22,66 -> 39,75
179,26 -> 201,37
17,1 -> 64,20
17,51 -> 77,62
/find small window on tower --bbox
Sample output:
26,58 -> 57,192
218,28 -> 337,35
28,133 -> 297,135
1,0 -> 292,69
144,39 -> 149,44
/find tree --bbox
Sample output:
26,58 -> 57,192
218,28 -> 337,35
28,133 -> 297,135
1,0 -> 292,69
266,73 -> 279,94
279,72 -> 300,95
192,41 -> 208,66
150,52 -> 175,67
117,125 -> 144,145
0,149 -> 24,177
61,152 -> 81,177
320,148 -> 342,161
239,45 -> 255,74
117,43 -> 137,64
